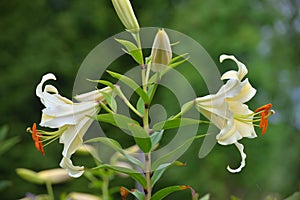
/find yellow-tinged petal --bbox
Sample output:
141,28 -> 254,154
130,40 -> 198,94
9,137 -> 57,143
195,54 -> 265,173
228,78 -> 256,103
34,73 -> 109,178
217,118 -> 243,145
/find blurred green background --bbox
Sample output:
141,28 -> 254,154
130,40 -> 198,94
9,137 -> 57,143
0,0 -> 299,199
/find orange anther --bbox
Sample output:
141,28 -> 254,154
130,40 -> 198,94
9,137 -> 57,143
254,104 -> 273,135
30,123 -> 45,155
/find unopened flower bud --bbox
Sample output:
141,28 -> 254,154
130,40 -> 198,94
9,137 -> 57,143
151,29 -> 172,72
112,0 -> 140,33
38,168 -> 72,184
16,168 -> 44,185
67,192 -> 101,200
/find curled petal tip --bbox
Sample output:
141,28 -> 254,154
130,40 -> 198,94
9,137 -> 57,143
219,54 -> 233,63
226,142 -> 246,173
43,73 -> 56,81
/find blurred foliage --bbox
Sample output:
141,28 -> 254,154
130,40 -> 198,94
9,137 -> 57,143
0,0 -> 299,199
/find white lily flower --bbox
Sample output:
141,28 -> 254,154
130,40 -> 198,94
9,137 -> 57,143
196,54 -> 273,173
33,73 -> 112,177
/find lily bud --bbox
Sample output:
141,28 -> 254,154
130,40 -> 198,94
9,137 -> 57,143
67,192 -> 101,200
151,29 -> 172,72
16,168 -> 44,185
38,168 -> 72,184
112,0 -> 140,33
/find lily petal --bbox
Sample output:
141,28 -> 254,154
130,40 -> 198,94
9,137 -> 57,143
60,157 -> 84,178
228,79 -> 256,103
74,87 -> 112,102
227,142 -> 246,173
36,73 -> 56,100
195,55 -> 259,173
220,54 -> 248,81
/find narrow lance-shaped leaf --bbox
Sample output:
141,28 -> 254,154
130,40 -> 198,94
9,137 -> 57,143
136,97 -> 145,116
87,79 -> 115,89
100,91 -> 117,113
96,113 -> 139,130
151,161 -> 185,188
0,125 -> 9,141
148,54 -> 189,83
121,187 -> 145,200
150,185 -> 190,200
94,164 -> 147,188
128,123 -> 152,153
106,70 -> 149,103
169,53 -> 189,64
0,136 -> 20,155
152,135 -> 206,170
152,118 -> 204,131
150,130 -> 164,149
115,38 -> 143,64
85,137 -> 143,168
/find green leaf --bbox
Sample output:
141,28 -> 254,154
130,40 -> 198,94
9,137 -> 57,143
169,53 -> 189,64
87,79 -> 115,88
168,55 -> 189,69
148,54 -> 189,82
0,125 -> 9,141
145,56 -> 151,64
96,113 -> 139,130
95,164 -> 147,188
0,180 -> 11,191
150,185 -> 190,200
152,135 -> 206,170
152,118 -> 203,131
136,97 -> 145,116
115,38 -> 144,64
0,136 -> 20,155
199,194 -> 210,200
100,91 -> 117,112
106,70 -> 149,103
128,124 -> 152,153
85,137 -> 143,168
129,189 -> 145,200
147,83 -> 157,103
150,130 -> 164,149
151,161 -> 184,187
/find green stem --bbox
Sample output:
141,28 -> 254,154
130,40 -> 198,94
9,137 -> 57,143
45,181 -> 54,200
116,87 -> 143,118
145,153 -> 152,200
171,100 -> 195,119
102,175 -> 110,200
134,33 -> 147,91
143,92 -> 152,200
136,31 -> 152,200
